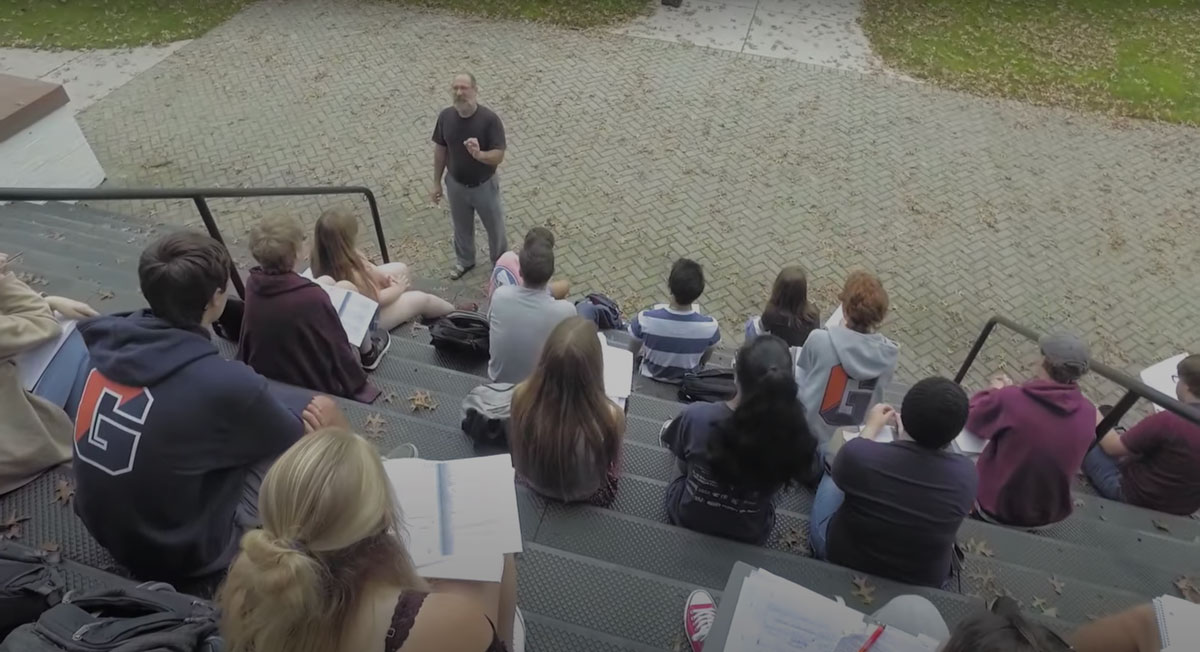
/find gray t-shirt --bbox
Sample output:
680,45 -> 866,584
487,285 -> 576,383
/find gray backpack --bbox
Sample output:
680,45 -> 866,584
0,583 -> 222,652
461,382 -> 515,451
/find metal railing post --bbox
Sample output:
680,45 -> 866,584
1096,390 -> 1139,440
954,318 -> 998,384
363,190 -> 389,264
192,197 -> 246,299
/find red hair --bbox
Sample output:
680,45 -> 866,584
841,271 -> 889,332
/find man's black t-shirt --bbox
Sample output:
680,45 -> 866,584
432,105 -> 506,187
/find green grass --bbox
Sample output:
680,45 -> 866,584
862,0 -> 1200,125
382,0 -> 653,28
0,0 -> 255,49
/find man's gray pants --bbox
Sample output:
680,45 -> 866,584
446,173 -> 508,269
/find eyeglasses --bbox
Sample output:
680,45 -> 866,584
1172,374 -> 1180,383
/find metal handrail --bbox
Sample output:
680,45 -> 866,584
0,185 -> 389,298
954,315 -> 1200,437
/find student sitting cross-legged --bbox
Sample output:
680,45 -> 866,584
238,215 -> 381,403
967,332 -> 1096,528
311,209 -> 456,332
218,427 -> 521,652
808,377 -> 978,588
510,317 -> 625,505
795,270 -> 898,448
629,258 -> 721,383
1083,353 -> 1200,516
487,241 -> 576,383
662,334 -> 818,544
73,231 -> 348,587
744,264 -> 821,348
486,226 -> 570,301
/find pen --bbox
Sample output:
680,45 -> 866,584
857,624 -> 886,652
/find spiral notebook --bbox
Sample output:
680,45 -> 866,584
1155,594 -> 1200,651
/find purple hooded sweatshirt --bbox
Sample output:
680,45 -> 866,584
238,268 -> 380,404
966,379 -> 1095,527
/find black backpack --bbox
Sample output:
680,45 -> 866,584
576,293 -> 624,330
0,583 -> 222,652
430,311 -> 490,357
0,543 -> 65,639
678,367 -> 737,403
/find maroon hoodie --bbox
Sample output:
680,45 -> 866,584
238,268 -> 380,404
967,379 -> 1095,527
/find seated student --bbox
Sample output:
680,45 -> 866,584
808,377 -> 978,588
1,254 -> 97,495
239,215 -> 381,403
795,271 -> 898,446
663,335 -> 818,543
487,241 -> 575,383
486,226 -> 570,301
966,332 -> 1096,527
629,258 -> 720,383
73,231 -> 347,585
218,427 -> 521,652
1084,353 -> 1200,516
311,209 -> 456,332
744,265 -> 820,348
510,317 -> 625,504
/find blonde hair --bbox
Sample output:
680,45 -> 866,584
310,209 -> 378,301
218,428 -> 426,652
248,215 -> 304,272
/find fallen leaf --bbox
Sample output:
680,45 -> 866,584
1073,498 -> 1085,508
965,538 -> 996,557
39,541 -> 62,563
142,159 -> 173,169
1175,576 -> 1200,603
779,527 -> 805,553
1,513 -> 30,539
53,479 -> 74,506
1042,606 -> 1059,618
851,576 -> 876,605
408,390 -> 438,412
98,290 -> 115,301
363,413 -> 387,439
1031,596 -> 1049,611
1086,614 -> 1099,622
1152,519 -> 1170,533
382,391 -> 401,404
1049,576 -> 1065,595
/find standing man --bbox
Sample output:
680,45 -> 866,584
430,72 -> 508,280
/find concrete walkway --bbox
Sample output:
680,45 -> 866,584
613,0 -> 881,72
0,42 -> 188,113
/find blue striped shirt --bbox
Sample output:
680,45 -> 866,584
629,306 -> 721,382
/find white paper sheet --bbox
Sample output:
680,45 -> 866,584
1155,594 -> 1200,649
417,554 -> 504,582
298,268 -> 378,346
724,570 -> 937,652
16,318 -> 76,392
825,304 -> 845,330
954,429 -> 988,455
599,333 -> 633,403
1140,353 -> 1187,413
843,425 -> 896,444
725,570 -> 868,651
386,459 -> 442,566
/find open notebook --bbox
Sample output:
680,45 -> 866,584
383,454 -> 523,582
1155,594 -> 1200,651
16,317 -> 76,391
298,268 -> 379,346
707,563 -> 939,652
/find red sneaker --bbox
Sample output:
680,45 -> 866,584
684,589 -> 716,652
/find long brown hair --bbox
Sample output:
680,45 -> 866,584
218,428 -> 427,652
510,317 -> 625,497
310,209 -> 377,300
761,265 -> 820,346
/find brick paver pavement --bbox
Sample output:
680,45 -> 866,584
76,0 -> 1200,401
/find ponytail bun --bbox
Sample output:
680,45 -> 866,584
236,529 -> 324,614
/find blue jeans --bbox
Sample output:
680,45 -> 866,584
34,330 -> 90,420
808,473 -> 845,560
1083,445 -> 1125,502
